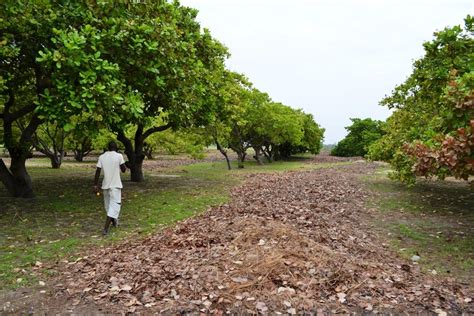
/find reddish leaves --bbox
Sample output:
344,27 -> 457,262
404,121 -> 474,180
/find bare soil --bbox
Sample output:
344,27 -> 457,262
1,158 -> 472,314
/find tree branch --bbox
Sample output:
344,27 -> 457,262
9,103 -> 36,122
116,129 -> 134,159
0,159 -> 15,196
4,88 -> 14,116
32,132 -> 53,156
135,123 -> 144,152
142,123 -> 172,141
19,114 -> 43,145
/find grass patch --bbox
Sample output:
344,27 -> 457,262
396,223 -> 426,241
0,154 -> 349,290
366,168 -> 474,284
0,158 -> 232,289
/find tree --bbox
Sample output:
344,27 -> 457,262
256,102 -> 305,162
138,126 -> 208,160
238,89 -> 272,165
1,1 -> 141,197
203,71 -> 251,170
368,16 -> 473,184
331,118 -> 385,157
95,2 -> 228,182
0,1 -> 227,196
277,111 -> 325,158
204,75 -> 325,168
65,116 -> 99,162
31,122 -> 68,169
300,112 -> 325,155
69,134 -> 93,162
200,71 -> 254,169
213,85 -> 324,167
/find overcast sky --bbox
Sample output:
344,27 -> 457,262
181,0 -> 472,143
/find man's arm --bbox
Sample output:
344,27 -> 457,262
93,167 -> 101,193
120,163 -> 126,173
119,154 -> 127,173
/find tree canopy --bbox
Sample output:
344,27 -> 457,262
0,1 -> 228,195
0,1 -> 325,197
331,118 -> 385,157
368,16 -> 473,184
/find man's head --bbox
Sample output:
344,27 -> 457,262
108,141 -> 118,152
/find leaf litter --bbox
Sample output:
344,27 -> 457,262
50,161 -> 472,313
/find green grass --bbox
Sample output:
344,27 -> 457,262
0,159 -> 232,289
0,156 -> 352,290
366,168 -> 474,283
396,223 -> 426,241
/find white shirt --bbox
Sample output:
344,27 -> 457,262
97,151 -> 125,189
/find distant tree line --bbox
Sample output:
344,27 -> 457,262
331,118 -> 384,157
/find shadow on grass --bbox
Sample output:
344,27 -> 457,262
366,169 -> 474,284
0,160 -> 232,289
369,173 -> 473,216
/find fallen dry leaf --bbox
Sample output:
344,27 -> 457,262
46,158 -> 472,314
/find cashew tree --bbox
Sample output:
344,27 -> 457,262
0,1 -> 141,197
368,16 -> 473,185
98,2 -> 228,182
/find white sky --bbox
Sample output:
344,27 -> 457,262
181,0 -> 473,143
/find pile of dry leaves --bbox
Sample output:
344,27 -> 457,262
53,161 -> 472,314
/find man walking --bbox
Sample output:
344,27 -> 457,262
94,141 -> 127,235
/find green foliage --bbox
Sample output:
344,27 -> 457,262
201,71 -> 253,165
31,122 -> 68,168
144,128 -> 208,159
370,16 -> 474,183
200,69 -> 325,167
1,1 -> 139,127
1,0 -> 230,192
299,112 -> 325,154
90,129 -> 117,153
332,118 -> 385,157
1,0 -> 325,195
259,101 -> 305,149
63,115 -> 100,161
267,109 -> 324,159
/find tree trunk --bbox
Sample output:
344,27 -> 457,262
74,150 -> 84,162
144,143 -> 154,160
214,137 -> 231,170
129,158 -> 144,182
117,129 -> 146,182
237,151 -> 245,168
116,123 -> 171,182
50,155 -> 61,169
37,150 -> 63,169
0,159 -> 15,196
253,146 -> 263,165
1,112 -> 42,198
31,126 -> 66,169
263,145 -> 274,163
0,155 -> 34,198
273,149 -> 281,161
73,137 -> 92,162
121,144 -> 145,183
223,152 -> 231,170
0,70 -> 47,198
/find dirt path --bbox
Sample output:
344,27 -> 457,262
2,161 -> 472,314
